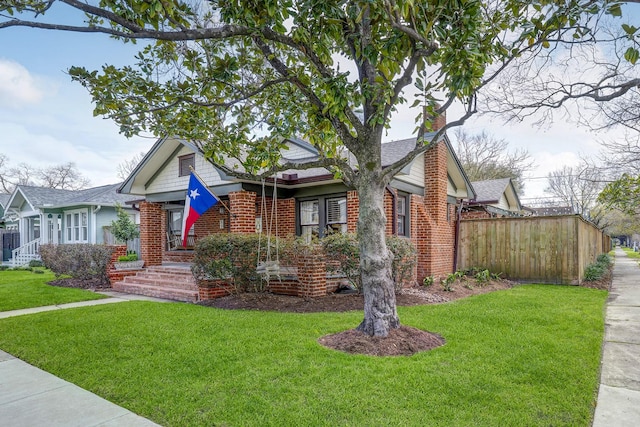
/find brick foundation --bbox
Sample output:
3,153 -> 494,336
107,244 -> 145,286
140,202 -> 163,267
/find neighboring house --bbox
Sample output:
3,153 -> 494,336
524,206 -> 575,216
0,193 -> 10,229
4,184 -> 139,265
462,178 -> 523,219
119,122 -> 476,290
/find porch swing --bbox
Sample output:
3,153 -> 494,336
256,175 -> 280,281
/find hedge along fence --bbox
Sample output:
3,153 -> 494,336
457,215 -> 611,285
191,233 -> 418,296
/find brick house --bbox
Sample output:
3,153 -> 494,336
114,127 -> 475,300
461,178 -> 523,219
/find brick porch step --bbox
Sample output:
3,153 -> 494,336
112,264 -> 199,303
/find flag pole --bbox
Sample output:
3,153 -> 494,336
188,165 -> 233,214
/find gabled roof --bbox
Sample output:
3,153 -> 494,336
467,178 -> 521,212
0,193 -> 9,209
471,178 -> 512,203
382,134 -> 475,200
120,132 -> 475,200
6,183 -> 138,212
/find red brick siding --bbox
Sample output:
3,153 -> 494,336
256,197 -> 296,237
412,141 -> 457,281
347,190 -> 359,233
140,202 -> 164,267
194,204 -> 230,236
384,188 -> 395,234
424,142 -> 448,224
107,245 -> 143,285
229,191 -> 256,233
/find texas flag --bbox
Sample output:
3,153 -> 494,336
181,172 -> 219,247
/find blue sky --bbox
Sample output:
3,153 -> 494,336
0,3 -> 637,202
0,6 -> 155,189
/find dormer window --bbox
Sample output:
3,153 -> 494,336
179,154 -> 195,177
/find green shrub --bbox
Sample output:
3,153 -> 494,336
321,233 -> 418,292
441,271 -> 464,292
596,253 -> 612,267
321,233 -> 361,290
32,269 -> 45,274
422,276 -> 435,287
0,265 -> 8,271
110,204 -> 139,244
387,236 -> 418,292
117,251 -> 139,262
584,252 -> 614,282
192,234 -> 305,293
28,259 -> 44,268
584,263 -> 605,282
192,232 -> 418,294
39,244 -> 114,285
474,269 -> 491,284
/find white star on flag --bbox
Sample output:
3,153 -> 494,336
189,189 -> 200,199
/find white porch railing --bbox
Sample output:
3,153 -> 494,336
11,238 -> 41,267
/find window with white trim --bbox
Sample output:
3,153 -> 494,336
300,200 -> 319,240
179,154 -> 195,177
65,209 -> 88,243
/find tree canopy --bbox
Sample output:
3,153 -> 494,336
0,154 -> 90,193
0,0 -> 632,336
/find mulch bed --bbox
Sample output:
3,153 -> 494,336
47,277 -> 111,290
318,326 -> 446,356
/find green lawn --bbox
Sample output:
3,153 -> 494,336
0,284 -> 606,426
622,247 -> 640,259
0,270 -> 106,312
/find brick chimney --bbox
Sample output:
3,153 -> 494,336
423,140 -> 448,223
423,104 -> 446,132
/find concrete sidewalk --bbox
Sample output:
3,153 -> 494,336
593,246 -> 640,426
0,291 -> 174,320
0,292 -> 172,426
0,349 -> 160,426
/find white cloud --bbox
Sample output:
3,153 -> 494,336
0,59 -> 49,107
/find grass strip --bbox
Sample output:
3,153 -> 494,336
621,247 -> 640,259
0,284 -> 606,426
0,270 -> 106,312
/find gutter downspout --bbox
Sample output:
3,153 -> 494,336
453,199 -> 465,272
92,205 -> 102,244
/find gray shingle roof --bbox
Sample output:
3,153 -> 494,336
276,134 -> 438,180
470,178 -> 512,202
0,193 -> 9,208
17,184 -> 138,209
529,206 -> 575,216
381,134 -> 439,166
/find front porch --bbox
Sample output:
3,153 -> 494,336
10,238 -> 41,267
108,249 -> 345,303
108,236 -> 342,302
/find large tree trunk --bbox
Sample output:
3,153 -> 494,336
355,178 -> 399,337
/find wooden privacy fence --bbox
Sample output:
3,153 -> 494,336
457,215 -> 611,285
